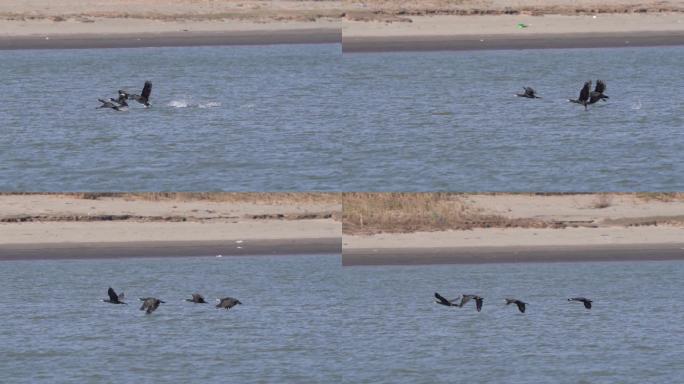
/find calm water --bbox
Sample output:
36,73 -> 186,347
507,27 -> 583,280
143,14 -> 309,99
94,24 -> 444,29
342,46 -> 684,191
0,255 -> 344,383
0,44 -> 342,191
339,260 -> 684,383
2,45 -> 683,191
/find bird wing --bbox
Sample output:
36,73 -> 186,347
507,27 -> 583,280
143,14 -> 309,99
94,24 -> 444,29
579,81 -> 591,102
141,81 -> 152,99
475,298 -> 483,312
108,287 -> 118,302
516,302 -> 525,313
589,92 -> 602,104
594,80 -> 606,94
434,292 -> 449,305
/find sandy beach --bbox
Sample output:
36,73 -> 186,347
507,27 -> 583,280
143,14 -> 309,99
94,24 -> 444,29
343,193 -> 684,265
2,1 -> 684,50
0,0 -> 342,49
342,0 -> 684,51
0,193 -> 341,260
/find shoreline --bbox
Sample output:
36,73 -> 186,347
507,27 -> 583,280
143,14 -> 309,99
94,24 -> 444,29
342,31 -> 684,53
343,243 -> 684,266
0,28 -> 341,50
0,237 -> 341,261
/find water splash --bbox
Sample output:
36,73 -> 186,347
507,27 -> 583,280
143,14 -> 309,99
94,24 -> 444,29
167,100 -> 221,109
167,100 -> 190,108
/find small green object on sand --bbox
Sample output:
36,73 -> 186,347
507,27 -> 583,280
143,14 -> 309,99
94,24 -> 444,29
517,23 -> 528,29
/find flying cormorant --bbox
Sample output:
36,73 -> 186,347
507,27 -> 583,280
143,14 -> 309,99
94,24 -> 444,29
103,287 -> 126,304
186,293 -> 207,304
569,81 -> 592,110
516,86 -> 541,98
216,297 -> 242,310
568,297 -> 592,309
505,298 -> 527,313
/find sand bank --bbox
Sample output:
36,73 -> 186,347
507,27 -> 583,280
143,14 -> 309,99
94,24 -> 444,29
343,243 -> 684,266
0,193 -> 341,259
343,14 -> 684,52
0,238 -> 340,261
0,27 -> 340,50
343,193 -> 684,265
0,0 -> 341,49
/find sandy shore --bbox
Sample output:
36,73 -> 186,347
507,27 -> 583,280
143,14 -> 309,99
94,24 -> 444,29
0,28 -> 340,50
343,243 -> 684,266
343,193 -> 684,265
0,193 -> 341,260
3,1 -> 683,50
343,14 -> 684,52
0,238 -> 340,261
0,0 -> 341,49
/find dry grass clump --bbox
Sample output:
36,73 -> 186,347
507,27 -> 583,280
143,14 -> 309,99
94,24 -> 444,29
342,192 -> 548,235
343,0 -> 684,16
590,194 -> 613,209
635,193 -> 684,202
0,192 -> 341,205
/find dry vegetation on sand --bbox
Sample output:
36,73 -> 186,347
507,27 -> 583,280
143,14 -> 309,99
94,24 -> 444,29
342,193 -> 549,235
1,192 -> 340,205
343,0 -> 684,17
0,193 -> 342,223
1,0 -> 681,24
342,193 -> 684,235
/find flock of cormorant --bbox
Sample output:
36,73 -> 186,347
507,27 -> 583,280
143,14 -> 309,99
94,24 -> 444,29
435,292 -> 592,313
517,79 -> 609,110
98,81 -> 153,111
97,79 -> 608,112
103,287 -> 241,314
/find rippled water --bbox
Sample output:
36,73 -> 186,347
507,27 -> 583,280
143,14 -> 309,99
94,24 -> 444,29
338,260 -> 684,383
3,45 -> 683,191
0,255 -> 344,383
2,256 -> 683,382
342,46 -> 684,191
0,44 -> 342,191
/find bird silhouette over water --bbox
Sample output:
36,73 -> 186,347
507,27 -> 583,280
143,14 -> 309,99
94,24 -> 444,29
569,80 -> 592,110
121,81 -> 152,108
588,80 -> 609,105
103,287 -> 126,304
516,86 -> 541,99
139,297 -> 165,314
459,295 -> 484,312
216,297 -> 242,310
97,98 -> 127,111
505,298 -> 527,313
568,297 -> 592,309
434,292 -> 459,307
186,293 -> 207,304
112,90 -> 129,105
